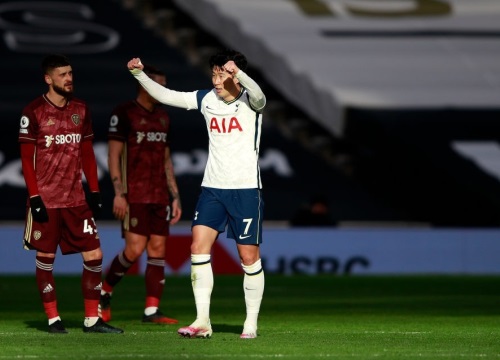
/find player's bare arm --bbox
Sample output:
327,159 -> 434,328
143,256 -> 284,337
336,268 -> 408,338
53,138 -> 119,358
165,148 -> 182,225
108,140 -> 128,220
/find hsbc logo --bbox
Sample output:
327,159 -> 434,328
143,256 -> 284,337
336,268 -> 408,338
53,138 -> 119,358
262,256 -> 370,275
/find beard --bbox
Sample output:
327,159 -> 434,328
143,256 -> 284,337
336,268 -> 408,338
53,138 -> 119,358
53,83 -> 73,97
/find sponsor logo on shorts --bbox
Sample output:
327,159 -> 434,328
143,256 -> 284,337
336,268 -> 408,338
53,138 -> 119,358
239,234 -> 252,240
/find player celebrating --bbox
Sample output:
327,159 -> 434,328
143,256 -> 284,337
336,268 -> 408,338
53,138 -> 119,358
18,54 -> 123,334
99,64 -> 181,324
127,49 -> 266,339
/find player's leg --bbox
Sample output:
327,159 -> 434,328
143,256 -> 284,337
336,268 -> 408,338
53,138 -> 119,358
178,188 -> 226,338
177,225 -> 217,338
100,203 -> 148,321
80,248 -> 123,334
142,233 -> 177,324
36,251 -> 67,334
63,206 -> 123,333
237,244 -> 264,339
141,204 -> 177,323
227,188 -> 265,339
25,208 -> 67,333
100,231 -> 147,320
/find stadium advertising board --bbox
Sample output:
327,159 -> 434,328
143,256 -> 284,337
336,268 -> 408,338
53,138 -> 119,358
1,225 -> 500,275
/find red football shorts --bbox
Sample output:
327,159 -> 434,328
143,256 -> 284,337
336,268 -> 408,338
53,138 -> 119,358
122,203 -> 170,237
23,204 -> 100,255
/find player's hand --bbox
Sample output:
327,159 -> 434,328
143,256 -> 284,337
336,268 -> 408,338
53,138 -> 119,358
88,191 -> 102,219
113,194 -> 128,220
170,198 -> 182,225
223,61 -> 239,76
30,195 -> 49,223
127,58 -> 144,72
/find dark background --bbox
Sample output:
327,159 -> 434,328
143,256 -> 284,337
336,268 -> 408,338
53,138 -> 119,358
1,0 -> 499,227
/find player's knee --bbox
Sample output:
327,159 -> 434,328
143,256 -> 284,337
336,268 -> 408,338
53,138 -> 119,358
82,247 -> 103,262
241,258 -> 262,274
240,256 -> 260,267
124,246 -> 144,261
146,246 -> 164,258
146,237 -> 165,256
190,239 -> 212,254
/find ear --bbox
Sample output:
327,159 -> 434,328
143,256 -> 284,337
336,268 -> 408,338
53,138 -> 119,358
44,74 -> 52,85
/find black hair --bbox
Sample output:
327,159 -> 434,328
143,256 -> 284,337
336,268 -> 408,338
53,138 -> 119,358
209,49 -> 247,71
41,54 -> 71,74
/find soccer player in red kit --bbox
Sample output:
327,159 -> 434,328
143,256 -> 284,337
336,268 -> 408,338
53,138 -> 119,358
18,54 -> 123,334
99,64 -> 182,324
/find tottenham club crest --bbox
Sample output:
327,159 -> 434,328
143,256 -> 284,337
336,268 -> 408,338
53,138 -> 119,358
71,114 -> 80,126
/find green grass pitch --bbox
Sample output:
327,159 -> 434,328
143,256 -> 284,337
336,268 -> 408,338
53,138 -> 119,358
1,275 -> 499,359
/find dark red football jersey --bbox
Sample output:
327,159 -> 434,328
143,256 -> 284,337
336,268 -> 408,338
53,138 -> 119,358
18,95 -> 94,208
108,100 -> 171,204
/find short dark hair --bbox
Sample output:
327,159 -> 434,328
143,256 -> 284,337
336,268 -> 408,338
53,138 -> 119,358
42,54 -> 71,74
209,49 -> 247,71
143,64 -> 165,78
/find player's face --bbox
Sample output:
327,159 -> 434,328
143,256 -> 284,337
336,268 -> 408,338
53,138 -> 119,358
46,66 -> 73,97
212,66 -> 238,100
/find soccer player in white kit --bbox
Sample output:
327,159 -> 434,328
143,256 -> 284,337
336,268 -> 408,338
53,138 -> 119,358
127,49 -> 266,339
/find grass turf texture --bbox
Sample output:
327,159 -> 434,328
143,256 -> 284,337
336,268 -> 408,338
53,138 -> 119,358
0,275 -> 499,359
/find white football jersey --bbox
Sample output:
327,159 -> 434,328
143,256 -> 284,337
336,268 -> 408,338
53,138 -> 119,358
133,70 -> 265,189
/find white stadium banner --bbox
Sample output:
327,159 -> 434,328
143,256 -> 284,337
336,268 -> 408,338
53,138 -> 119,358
1,224 -> 500,275
173,0 -> 500,136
